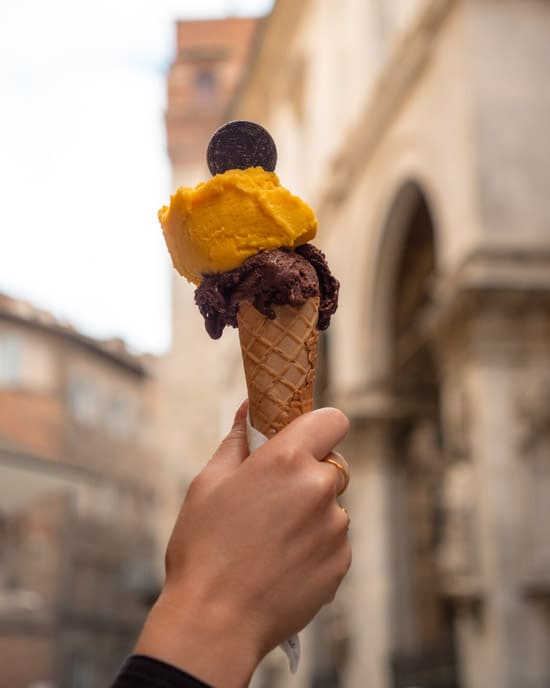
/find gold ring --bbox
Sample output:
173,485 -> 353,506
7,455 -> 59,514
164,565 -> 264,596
323,457 -> 350,496
342,506 -> 350,530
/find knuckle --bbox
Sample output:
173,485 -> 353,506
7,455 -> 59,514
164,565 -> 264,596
287,445 -> 307,465
187,472 -> 206,497
337,511 -> 350,535
334,555 -> 350,582
273,447 -> 299,471
341,544 -> 352,576
184,483 -> 198,504
270,439 -> 304,467
310,467 -> 335,502
164,541 -> 175,575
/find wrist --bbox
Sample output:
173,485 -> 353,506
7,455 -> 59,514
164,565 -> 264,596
135,587 -> 263,688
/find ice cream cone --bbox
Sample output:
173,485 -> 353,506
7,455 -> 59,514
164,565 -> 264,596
237,297 -> 320,438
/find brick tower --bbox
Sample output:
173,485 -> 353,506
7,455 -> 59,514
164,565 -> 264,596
165,17 -> 260,184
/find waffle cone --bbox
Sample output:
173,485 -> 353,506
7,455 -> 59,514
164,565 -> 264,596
237,298 -> 320,438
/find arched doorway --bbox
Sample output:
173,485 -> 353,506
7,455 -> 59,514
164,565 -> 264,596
372,182 -> 460,688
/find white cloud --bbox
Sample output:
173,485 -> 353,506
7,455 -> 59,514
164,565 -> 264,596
0,0 -> 273,353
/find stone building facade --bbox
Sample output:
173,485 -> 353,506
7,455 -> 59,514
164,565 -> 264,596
230,1 -> 550,687
0,293 -> 160,688
163,2 -> 550,687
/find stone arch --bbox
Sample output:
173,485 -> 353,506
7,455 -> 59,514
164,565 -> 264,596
367,179 -> 460,684
367,179 -> 440,386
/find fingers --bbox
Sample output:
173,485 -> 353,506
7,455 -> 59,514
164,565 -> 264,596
319,451 -> 350,496
234,398 -> 249,421
248,408 -> 350,510
321,498 -> 350,537
262,407 -> 349,463
208,400 -> 250,470
340,506 -> 351,533
326,540 -> 352,602
308,509 -> 352,605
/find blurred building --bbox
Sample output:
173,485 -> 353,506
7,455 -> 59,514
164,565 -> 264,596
0,293 -> 160,688
158,16 -> 259,534
163,2 -> 550,688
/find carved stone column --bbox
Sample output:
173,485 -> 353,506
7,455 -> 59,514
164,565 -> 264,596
338,405 -> 397,688
517,375 -> 550,595
434,279 -> 550,688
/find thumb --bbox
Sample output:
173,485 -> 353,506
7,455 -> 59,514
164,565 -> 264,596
208,399 -> 250,472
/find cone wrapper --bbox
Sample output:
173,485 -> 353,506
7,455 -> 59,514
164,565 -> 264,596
246,413 -> 301,673
239,298 -> 320,673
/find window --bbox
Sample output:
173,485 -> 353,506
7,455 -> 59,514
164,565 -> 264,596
104,395 -> 133,439
195,68 -> 216,101
0,334 -> 22,387
69,375 -> 100,426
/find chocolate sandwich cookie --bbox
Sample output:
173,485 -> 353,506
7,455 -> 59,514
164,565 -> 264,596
207,120 -> 277,175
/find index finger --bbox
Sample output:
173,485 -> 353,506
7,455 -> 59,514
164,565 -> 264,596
262,407 -> 350,461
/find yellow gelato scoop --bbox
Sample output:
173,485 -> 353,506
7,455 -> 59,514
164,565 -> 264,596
159,167 -> 317,285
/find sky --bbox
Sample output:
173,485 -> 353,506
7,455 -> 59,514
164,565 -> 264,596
0,0 -> 273,354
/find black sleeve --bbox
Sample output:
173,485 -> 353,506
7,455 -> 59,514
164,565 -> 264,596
111,655 -> 213,688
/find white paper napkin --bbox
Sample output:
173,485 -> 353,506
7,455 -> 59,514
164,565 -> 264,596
246,412 -> 301,674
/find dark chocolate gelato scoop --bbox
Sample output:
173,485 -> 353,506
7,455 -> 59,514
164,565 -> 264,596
195,245 -> 339,339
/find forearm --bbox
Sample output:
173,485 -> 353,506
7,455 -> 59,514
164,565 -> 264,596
133,593 -> 261,688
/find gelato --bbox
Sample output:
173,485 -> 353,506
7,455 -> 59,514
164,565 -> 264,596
158,120 -> 339,438
195,245 -> 338,340
159,167 -> 317,285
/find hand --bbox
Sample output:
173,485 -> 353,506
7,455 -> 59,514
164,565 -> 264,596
135,401 -> 351,688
